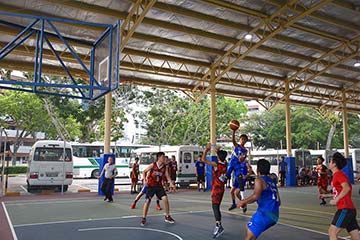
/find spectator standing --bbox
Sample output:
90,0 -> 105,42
278,156 -> 287,187
195,155 -> 206,191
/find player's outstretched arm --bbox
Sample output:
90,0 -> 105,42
237,178 -> 264,207
201,143 -> 217,167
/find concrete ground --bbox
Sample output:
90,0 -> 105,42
1,184 -> 359,240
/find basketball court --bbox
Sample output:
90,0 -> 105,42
2,186 -> 359,240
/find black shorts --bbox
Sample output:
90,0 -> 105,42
331,208 -> 359,232
146,185 -> 167,200
197,174 -> 205,182
170,172 -> 177,181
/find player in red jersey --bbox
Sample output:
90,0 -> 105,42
140,152 -> 175,226
201,143 -> 228,238
320,152 -> 359,240
130,157 -> 140,194
316,155 -> 329,206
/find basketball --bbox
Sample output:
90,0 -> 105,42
229,119 -> 240,131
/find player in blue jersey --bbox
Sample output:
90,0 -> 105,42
237,159 -> 281,239
226,130 -> 252,212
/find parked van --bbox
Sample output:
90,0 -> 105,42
26,140 -> 73,192
129,145 -> 203,187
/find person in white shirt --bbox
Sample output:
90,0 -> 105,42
98,157 -> 117,202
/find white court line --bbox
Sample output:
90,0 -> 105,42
72,183 -> 94,191
2,202 -> 18,240
224,209 -> 351,240
278,222 -> 349,240
13,210 -> 211,228
5,198 -> 100,206
19,185 -> 28,193
78,227 -> 183,240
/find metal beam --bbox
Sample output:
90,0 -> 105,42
265,35 -> 360,109
120,0 -> 156,51
122,76 -> 360,113
193,0 -> 333,102
265,0 -> 360,33
36,1 -> 360,75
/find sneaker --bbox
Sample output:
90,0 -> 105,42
213,225 -> 224,238
104,197 -> 108,201
165,215 -> 175,224
156,204 -> 162,211
130,202 -> 136,209
107,199 -> 113,203
228,204 -> 236,211
140,217 -> 146,226
242,206 -> 247,213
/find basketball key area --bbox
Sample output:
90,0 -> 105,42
2,186 -> 359,240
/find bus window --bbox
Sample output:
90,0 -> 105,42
34,148 -> 72,161
183,152 -> 192,163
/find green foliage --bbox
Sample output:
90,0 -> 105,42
0,90 -> 52,134
0,166 -> 27,174
348,114 -> 360,148
243,105 -> 360,150
136,89 -> 247,146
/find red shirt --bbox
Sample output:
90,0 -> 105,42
212,161 -> 227,189
169,161 -> 177,174
131,163 -> 139,178
147,162 -> 166,187
331,171 -> 355,209
316,164 -> 328,184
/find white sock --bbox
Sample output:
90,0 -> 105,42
240,191 -> 245,200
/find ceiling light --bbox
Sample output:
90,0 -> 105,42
354,62 -> 360,67
244,34 -> 252,40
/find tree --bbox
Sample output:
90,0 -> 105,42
242,105 -> 360,150
0,91 -> 52,164
136,88 -> 247,146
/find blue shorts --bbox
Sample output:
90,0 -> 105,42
141,186 -> 147,194
232,176 -> 247,190
248,210 -> 278,238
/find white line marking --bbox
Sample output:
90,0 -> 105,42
224,210 -> 351,239
5,198 -> 100,206
13,210 -> 211,228
2,202 -> 18,240
78,226 -> 183,240
278,222 -> 349,240
72,184 -> 93,190
20,185 -> 28,193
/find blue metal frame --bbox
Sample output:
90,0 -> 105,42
0,11 -> 120,100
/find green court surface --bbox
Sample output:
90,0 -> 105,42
2,185 -> 359,240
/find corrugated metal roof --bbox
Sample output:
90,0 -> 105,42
0,0 -> 359,112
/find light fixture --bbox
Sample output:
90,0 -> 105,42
354,62 -> 360,67
244,34 -> 252,40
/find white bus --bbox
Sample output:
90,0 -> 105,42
71,142 -> 148,178
310,148 -> 360,179
249,149 -> 312,174
129,145 -> 203,187
26,140 -> 73,192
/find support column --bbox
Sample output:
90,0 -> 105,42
206,67 -> 217,191
284,79 -> 296,186
285,79 -> 292,157
104,92 -> 112,154
210,67 -> 216,156
341,91 -> 354,183
342,91 -> 349,158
